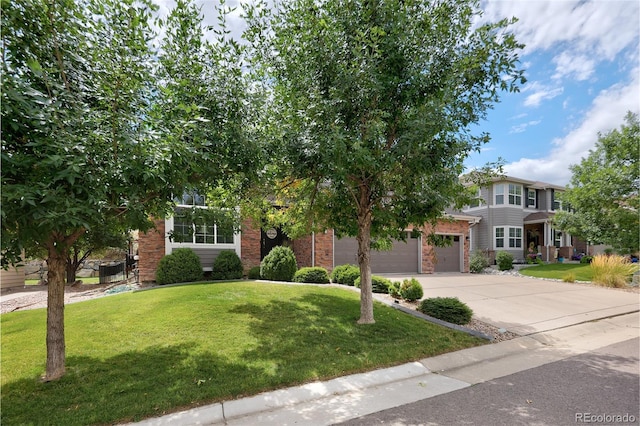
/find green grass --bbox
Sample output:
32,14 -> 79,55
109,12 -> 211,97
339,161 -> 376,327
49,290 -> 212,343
520,263 -> 593,281
1,282 -> 485,425
25,276 -> 101,285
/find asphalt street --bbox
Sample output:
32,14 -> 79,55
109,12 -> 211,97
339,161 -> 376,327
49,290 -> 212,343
336,337 -> 640,426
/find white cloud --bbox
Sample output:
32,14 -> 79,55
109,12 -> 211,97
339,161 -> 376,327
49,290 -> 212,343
523,83 -> 564,107
552,52 -> 596,81
504,67 -> 640,185
509,120 -> 541,134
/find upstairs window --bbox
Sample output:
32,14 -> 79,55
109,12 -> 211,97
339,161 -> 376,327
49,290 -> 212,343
469,188 -> 484,208
495,185 -> 505,205
508,184 -> 522,206
495,184 -> 522,206
527,189 -> 536,208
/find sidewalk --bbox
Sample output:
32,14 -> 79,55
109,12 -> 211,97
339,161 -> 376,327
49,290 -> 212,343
132,311 -> 639,426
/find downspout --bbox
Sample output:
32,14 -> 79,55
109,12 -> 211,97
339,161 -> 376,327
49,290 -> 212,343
311,232 -> 315,267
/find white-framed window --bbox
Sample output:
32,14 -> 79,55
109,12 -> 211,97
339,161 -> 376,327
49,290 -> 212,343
495,185 -> 505,205
509,227 -> 523,248
554,230 -> 562,248
495,227 -> 505,248
495,226 -> 522,249
527,189 -> 536,208
494,183 -> 522,206
469,187 -> 483,208
172,192 -> 235,245
508,184 -> 522,206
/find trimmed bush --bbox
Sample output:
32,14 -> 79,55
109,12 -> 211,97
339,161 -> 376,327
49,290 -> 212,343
469,250 -> 490,273
418,297 -> 473,325
354,275 -> 393,293
156,248 -> 203,285
331,264 -> 360,286
590,254 -> 637,288
388,281 -> 402,299
211,250 -> 243,280
399,278 -> 423,301
260,246 -> 298,282
247,266 -> 261,280
294,267 -> 330,284
496,251 -> 514,271
580,255 -> 593,264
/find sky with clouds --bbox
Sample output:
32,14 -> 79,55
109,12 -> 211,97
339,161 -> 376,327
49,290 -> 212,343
156,0 -> 639,186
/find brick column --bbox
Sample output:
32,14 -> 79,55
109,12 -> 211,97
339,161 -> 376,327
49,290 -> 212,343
241,218 -> 262,271
138,219 -> 166,283
313,230 -> 334,272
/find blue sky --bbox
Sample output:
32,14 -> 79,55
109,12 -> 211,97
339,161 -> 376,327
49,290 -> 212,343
157,0 -> 640,186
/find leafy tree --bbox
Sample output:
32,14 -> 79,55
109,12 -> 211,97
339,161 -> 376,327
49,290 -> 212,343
1,0 -> 251,380
245,0 -> 524,323
555,112 -> 639,254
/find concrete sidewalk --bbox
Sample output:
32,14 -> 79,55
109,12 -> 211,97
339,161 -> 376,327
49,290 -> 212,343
132,274 -> 639,426
133,312 -> 639,426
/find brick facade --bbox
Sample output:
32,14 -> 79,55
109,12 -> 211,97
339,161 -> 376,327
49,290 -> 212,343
137,219 -> 166,283
419,220 -> 471,274
240,218 -> 262,271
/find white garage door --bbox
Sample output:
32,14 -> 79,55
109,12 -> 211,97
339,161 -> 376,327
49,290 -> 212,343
433,235 -> 461,272
334,234 -> 420,273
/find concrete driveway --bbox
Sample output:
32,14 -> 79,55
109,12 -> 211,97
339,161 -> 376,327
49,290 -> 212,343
381,273 -> 640,335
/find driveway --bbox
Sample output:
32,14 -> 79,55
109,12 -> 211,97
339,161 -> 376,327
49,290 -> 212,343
380,273 -> 640,335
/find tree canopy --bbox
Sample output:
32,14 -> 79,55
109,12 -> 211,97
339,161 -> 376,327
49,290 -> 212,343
555,112 -> 639,254
245,0 -> 525,323
1,0 -> 253,380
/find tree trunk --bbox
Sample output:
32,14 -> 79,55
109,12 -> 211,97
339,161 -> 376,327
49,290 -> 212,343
45,245 -> 67,381
66,259 -> 77,284
356,194 -> 375,324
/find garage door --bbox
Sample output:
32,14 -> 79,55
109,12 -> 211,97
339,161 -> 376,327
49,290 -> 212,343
433,235 -> 461,272
334,234 -> 419,273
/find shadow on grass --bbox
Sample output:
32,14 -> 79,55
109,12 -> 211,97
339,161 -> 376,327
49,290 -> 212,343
1,343 -> 265,426
231,292 -> 483,382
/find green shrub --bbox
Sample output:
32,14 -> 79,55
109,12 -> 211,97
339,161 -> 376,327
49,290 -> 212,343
331,264 -> 360,286
293,267 -> 330,284
418,297 -> 473,325
562,272 -> 576,283
156,248 -> 203,285
247,266 -> 261,279
496,251 -> 514,271
211,250 -> 243,280
399,278 -> 423,301
354,275 -> 393,293
388,281 -> 402,299
580,255 -> 593,264
260,246 -> 298,282
469,250 -> 490,273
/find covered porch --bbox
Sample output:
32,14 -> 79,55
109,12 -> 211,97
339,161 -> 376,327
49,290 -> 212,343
524,212 -> 573,262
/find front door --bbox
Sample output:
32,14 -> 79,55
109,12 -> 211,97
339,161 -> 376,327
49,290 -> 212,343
261,227 -> 285,260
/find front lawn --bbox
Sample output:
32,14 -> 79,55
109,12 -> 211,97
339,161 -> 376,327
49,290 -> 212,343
519,263 -> 593,281
1,282 -> 484,425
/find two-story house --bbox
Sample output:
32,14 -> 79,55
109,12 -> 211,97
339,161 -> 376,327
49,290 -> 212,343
462,176 -> 574,263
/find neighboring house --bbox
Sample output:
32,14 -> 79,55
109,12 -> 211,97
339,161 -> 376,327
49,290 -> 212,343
461,176 -> 573,262
137,192 -> 481,282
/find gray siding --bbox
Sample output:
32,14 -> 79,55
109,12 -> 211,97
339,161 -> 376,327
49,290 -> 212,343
172,247 -> 229,271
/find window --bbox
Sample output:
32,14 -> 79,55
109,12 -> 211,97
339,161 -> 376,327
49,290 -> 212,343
509,227 -> 522,248
172,192 -> 235,245
495,227 -> 505,248
508,184 -> 522,206
554,230 -> 562,248
527,189 -> 536,208
495,185 -> 504,205
469,188 -> 483,208
552,190 -> 562,210
495,226 -> 522,249
495,183 -> 522,206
